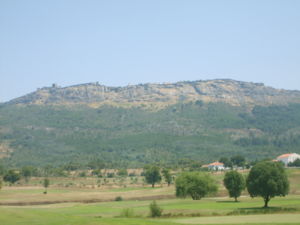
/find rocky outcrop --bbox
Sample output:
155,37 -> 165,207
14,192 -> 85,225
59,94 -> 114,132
7,79 -> 300,107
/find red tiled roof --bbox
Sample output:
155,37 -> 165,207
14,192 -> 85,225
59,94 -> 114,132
208,162 -> 224,166
277,153 -> 293,159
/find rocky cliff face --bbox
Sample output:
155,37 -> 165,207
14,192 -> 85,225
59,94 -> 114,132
7,79 -> 300,107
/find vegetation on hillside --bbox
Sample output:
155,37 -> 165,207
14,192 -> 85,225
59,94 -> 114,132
1,102 -> 300,168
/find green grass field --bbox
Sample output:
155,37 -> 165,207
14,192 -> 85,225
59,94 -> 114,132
0,168 -> 300,225
0,196 -> 300,225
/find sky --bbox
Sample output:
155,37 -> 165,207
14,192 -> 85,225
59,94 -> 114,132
1,0 -> 300,102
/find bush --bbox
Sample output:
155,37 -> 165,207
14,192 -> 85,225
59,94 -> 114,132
117,169 -> 128,177
149,200 -> 163,217
120,208 -> 135,218
79,171 -> 86,177
115,196 -> 123,201
288,159 -> 300,167
107,173 -> 115,178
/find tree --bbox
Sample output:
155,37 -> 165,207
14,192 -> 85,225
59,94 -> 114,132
246,161 -> 289,208
219,157 -> 232,168
162,168 -> 172,186
21,166 -> 36,182
87,159 -> 106,170
223,170 -> 245,202
144,165 -> 161,188
288,158 -> 300,167
3,170 -> 20,184
0,164 -> 5,176
117,168 -> 128,177
43,178 -> 50,194
230,155 -> 245,167
175,172 -> 218,200
92,169 -> 102,177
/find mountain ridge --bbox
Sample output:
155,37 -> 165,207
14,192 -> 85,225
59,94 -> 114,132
7,79 -> 300,108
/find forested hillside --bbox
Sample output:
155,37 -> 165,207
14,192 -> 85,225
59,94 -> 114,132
1,98 -> 300,168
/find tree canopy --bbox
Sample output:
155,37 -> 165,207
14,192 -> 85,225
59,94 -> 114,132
144,165 -> 161,188
223,170 -> 245,202
219,157 -> 232,168
3,170 -> 21,184
43,178 -> 50,194
246,161 -> 289,207
162,168 -> 172,186
230,155 -> 246,167
175,172 -> 218,200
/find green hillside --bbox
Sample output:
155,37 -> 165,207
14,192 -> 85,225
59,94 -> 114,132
1,101 -> 300,168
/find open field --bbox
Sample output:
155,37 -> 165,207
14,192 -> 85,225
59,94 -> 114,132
0,168 -> 300,224
1,196 -> 300,225
1,168 -> 300,205
0,186 -> 175,205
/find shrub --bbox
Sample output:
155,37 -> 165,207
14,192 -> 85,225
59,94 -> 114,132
117,169 -> 128,177
149,200 -> 163,217
107,173 -> 115,178
115,196 -> 123,201
120,208 -> 135,218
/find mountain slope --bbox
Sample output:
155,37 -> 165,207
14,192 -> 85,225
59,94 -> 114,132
1,79 -> 300,168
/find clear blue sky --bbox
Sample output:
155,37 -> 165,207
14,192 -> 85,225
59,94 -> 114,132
1,0 -> 300,102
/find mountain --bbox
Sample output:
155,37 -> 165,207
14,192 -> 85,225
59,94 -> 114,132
1,79 -> 300,168
8,79 -> 300,108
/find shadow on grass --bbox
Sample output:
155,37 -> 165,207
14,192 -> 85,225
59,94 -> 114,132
216,200 -> 240,203
227,206 -> 298,216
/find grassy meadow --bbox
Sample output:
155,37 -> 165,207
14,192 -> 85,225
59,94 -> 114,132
0,168 -> 300,225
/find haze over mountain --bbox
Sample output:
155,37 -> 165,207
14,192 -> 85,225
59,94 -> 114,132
1,79 -> 300,168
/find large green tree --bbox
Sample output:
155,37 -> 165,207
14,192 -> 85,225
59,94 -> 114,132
175,172 -> 218,200
246,161 -> 289,208
3,170 -> 21,184
144,165 -> 161,188
223,170 -> 245,202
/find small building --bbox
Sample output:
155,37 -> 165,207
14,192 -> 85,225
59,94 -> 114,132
206,162 -> 225,171
276,153 -> 300,166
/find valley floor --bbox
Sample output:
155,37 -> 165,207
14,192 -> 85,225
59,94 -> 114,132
1,194 -> 300,225
1,169 -> 300,224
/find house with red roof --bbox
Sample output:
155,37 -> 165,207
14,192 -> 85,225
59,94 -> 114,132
205,161 -> 225,171
276,153 -> 300,166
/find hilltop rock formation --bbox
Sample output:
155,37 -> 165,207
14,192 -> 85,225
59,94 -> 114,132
7,79 -> 300,107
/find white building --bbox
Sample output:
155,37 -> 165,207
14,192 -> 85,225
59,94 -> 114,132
276,153 -> 300,166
